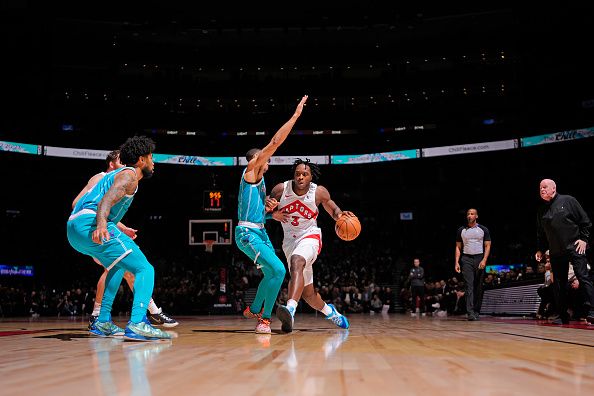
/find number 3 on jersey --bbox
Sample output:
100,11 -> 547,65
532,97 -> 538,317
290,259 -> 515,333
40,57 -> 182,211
291,216 -> 300,226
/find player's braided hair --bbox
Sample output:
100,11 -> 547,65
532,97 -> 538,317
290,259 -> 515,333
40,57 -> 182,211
291,158 -> 321,182
119,136 -> 156,166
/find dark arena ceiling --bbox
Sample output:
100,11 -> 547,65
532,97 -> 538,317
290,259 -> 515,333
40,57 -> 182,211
2,3 -> 594,154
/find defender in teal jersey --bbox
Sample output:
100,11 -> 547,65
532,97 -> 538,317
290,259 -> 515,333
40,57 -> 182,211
236,95 -> 308,334
67,136 -> 170,341
72,150 -> 178,331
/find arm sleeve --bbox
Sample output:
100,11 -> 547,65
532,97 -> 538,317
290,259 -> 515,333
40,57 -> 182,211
480,225 -> 491,241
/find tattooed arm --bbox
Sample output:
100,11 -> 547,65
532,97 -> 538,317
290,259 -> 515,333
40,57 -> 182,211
92,170 -> 138,244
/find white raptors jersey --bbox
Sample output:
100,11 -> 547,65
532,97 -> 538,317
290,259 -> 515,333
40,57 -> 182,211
278,181 -> 321,242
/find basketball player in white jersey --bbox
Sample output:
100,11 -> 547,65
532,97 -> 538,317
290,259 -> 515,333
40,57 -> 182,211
267,159 -> 354,332
73,150 -> 178,329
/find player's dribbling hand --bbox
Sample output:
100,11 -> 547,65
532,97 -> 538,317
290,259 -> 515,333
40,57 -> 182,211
92,227 -> 110,244
272,211 -> 291,223
339,211 -> 356,218
265,197 -> 279,212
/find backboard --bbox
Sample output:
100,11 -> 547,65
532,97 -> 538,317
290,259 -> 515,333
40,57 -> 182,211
189,219 -> 233,246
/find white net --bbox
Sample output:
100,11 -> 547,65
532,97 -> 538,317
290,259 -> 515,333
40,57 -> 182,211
204,240 -> 215,253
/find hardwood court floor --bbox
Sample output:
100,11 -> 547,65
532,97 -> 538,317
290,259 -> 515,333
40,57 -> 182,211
0,314 -> 593,396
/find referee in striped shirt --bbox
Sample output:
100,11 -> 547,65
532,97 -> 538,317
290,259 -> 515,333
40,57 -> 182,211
455,208 -> 492,321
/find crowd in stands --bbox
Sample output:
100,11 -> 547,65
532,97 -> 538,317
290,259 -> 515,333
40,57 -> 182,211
2,244 -> 591,320
0,240 -> 399,318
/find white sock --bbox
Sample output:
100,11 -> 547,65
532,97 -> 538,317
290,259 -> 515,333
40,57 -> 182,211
321,304 -> 333,316
92,304 -> 101,317
148,299 -> 161,315
287,299 -> 298,315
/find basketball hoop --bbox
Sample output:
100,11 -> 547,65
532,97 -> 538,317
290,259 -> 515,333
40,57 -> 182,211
204,240 -> 215,253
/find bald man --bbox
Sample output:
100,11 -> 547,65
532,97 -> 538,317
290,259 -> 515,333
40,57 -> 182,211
535,179 -> 593,325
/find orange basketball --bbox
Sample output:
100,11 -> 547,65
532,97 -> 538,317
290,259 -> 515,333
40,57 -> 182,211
335,215 -> 361,241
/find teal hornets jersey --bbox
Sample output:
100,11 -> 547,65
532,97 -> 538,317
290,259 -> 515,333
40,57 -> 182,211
72,167 -> 137,224
237,169 -> 267,224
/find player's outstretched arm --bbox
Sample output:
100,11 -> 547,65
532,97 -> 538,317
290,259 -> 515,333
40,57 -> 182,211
258,95 -> 307,163
246,95 -> 308,177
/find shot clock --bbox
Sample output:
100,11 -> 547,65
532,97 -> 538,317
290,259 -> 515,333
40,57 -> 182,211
203,190 -> 223,212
